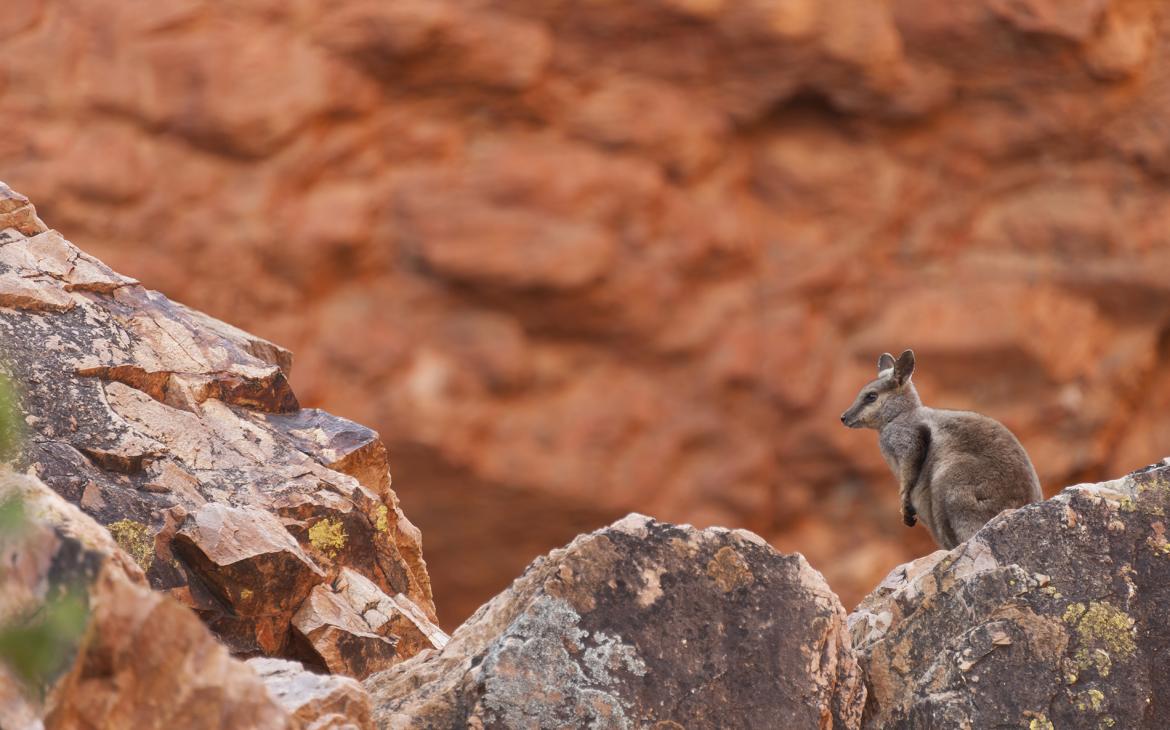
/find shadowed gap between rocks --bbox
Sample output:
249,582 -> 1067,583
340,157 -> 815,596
387,442 -> 626,631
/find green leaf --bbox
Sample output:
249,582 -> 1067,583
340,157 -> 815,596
0,495 -> 24,536
0,587 -> 88,689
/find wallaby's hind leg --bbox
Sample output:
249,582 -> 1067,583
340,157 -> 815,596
941,484 -> 1003,547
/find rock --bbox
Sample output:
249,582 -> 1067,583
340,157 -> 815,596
849,461 -> 1170,728
174,503 -> 327,655
7,0 -> 1170,628
365,514 -> 864,729
332,569 -> 449,658
290,568 -> 448,679
291,578 -> 399,680
0,181 -> 47,237
314,0 -> 553,92
0,472 -> 309,729
249,657 -> 374,730
0,184 -> 438,668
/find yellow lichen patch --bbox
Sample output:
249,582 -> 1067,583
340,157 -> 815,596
1077,648 -> 1113,677
1063,603 -> 1086,624
1063,600 -> 1137,678
1029,714 -> 1055,730
375,504 -> 389,533
1076,602 -> 1136,658
239,588 -> 254,602
107,518 -> 154,573
1074,688 -> 1106,713
1136,475 -> 1170,502
308,517 -> 347,557
706,546 -> 754,593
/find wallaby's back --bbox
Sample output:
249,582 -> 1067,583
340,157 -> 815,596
918,408 -> 1042,548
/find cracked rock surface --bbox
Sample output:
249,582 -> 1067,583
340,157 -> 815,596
248,657 -> 374,730
850,462 -> 1170,729
0,182 -> 441,669
0,471 -> 366,730
365,514 -> 865,729
10,0 -> 1170,624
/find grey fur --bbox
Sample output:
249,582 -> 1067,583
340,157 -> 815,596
840,349 -> 1042,549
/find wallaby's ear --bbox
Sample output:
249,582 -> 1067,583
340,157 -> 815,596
877,352 -> 896,373
893,349 -> 915,385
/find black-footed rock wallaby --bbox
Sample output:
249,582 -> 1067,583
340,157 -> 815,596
840,349 -> 1042,549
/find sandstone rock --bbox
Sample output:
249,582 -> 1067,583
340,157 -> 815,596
8,0 -> 1170,627
849,461 -> 1170,728
314,0 -> 553,92
0,181 -> 47,237
249,657 -> 374,730
0,472 -> 300,729
174,503 -> 327,655
0,184 -> 437,666
291,568 -> 449,679
330,568 -> 449,659
366,514 -> 865,729
292,580 -> 397,679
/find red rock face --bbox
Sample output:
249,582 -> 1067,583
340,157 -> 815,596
4,0 -> 1169,625
0,185 -> 444,670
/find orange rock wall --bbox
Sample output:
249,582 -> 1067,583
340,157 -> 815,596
5,0 -> 1170,625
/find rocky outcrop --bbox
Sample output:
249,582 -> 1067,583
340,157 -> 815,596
850,461 -> 1170,728
248,658 -> 373,730
4,212 -> 1169,730
0,471 -> 372,730
291,568 -> 449,680
0,183 -> 441,668
365,514 -> 865,729
7,0 -> 1170,624
360,461 -> 1170,729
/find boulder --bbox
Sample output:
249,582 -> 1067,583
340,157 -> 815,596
0,183 -> 439,666
0,182 -> 47,237
292,568 -> 449,679
365,514 -> 865,729
248,657 -> 374,730
7,1 -> 1170,627
850,461 -> 1170,728
0,471 -> 369,730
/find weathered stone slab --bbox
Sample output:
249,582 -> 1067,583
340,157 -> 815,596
850,462 -> 1170,729
0,182 -> 435,669
366,514 -> 865,729
0,473 -> 317,730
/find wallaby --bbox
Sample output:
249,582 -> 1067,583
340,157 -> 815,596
840,349 -> 1042,549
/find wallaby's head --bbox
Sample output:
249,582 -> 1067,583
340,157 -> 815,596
840,349 -> 920,429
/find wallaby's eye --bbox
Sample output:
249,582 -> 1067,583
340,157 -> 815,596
864,392 -> 877,403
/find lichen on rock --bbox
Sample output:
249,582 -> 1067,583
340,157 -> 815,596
309,518 -> 348,557
0,472 -> 350,730
366,515 -> 865,729
106,518 -> 154,573
0,181 -> 437,669
849,461 -> 1170,728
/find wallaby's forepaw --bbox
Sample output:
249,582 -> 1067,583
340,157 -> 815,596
902,505 -> 917,527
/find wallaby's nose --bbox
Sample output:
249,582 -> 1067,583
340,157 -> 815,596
839,414 -> 847,424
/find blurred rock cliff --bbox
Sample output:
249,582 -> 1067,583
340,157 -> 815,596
4,0 -> 1169,625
